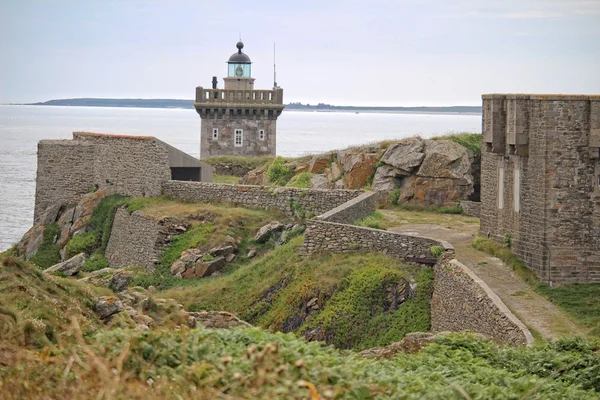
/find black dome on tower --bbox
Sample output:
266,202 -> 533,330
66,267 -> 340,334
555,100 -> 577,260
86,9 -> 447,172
228,41 -> 251,63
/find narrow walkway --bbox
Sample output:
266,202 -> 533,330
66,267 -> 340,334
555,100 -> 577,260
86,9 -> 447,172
381,209 -> 587,340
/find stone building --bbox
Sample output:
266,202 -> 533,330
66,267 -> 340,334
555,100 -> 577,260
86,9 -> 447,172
34,132 -> 214,222
480,94 -> 600,283
194,41 -> 284,159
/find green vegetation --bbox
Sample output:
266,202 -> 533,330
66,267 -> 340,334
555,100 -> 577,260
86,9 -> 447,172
65,231 -> 96,258
29,223 -> 61,269
163,236 -> 431,350
354,211 -> 385,230
3,325 -> 599,399
82,252 -> 110,272
504,232 -> 512,248
473,237 -> 600,338
472,237 -> 537,284
304,266 -> 432,350
430,245 -> 444,258
0,253 -> 108,347
389,188 -> 401,205
536,284 -> 600,337
286,171 -> 312,188
266,156 -> 295,186
432,132 -> 483,155
213,174 -> 240,184
88,194 -> 130,252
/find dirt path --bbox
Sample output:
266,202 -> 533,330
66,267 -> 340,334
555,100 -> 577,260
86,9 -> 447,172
381,209 -> 587,340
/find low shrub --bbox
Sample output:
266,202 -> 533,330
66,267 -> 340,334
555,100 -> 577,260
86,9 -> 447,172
432,133 -> 482,155
430,245 -> 444,258
66,231 -> 96,258
389,188 -> 401,205
266,157 -> 294,186
82,252 -> 110,272
29,223 -> 61,269
354,211 -> 385,230
287,172 -> 312,188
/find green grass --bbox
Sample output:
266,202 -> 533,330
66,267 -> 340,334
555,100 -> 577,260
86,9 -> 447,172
29,223 -> 61,269
354,211 -> 385,230
213,174 -> 240,184
472,237 -> 600,338
163,236 -> 432,350
432,132 -> 482,155
536,283 -> 600,337
266,156 -> 295,186
286,172 -> 312,188
472,237 -> 538,284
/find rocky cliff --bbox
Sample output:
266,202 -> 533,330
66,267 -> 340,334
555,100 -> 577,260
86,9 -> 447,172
240,135 -> 481,206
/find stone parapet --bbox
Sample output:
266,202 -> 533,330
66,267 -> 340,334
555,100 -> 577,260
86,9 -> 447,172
317,192 -> 378,224
431,258 -> 534,346
303,220 -> 453,264
162,181 -> 363,217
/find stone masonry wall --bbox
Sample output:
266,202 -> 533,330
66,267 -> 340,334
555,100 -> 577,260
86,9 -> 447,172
74,132 -> 171,198
460,201 -> 481,217
162,181 -> 363,217
201,118 -> 277,159
105,207 -> 160,270
34,141 -> 96,222
34,132 -> 172,222
303,220 -> 453,264
481,94 -> 600,283
432,258 -> 533,346
317,192 -> 378,223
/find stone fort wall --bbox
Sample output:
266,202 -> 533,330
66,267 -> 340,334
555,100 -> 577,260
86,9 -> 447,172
34,132 -> 171,222
480,94 -> 600,283
161,181 -> 364,217
432,258 -> 533,346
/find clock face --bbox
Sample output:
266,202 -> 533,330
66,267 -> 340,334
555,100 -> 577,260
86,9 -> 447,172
235,66 -> 244,77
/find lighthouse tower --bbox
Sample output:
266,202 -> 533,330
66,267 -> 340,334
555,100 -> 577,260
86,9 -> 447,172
194,41 -> 284,159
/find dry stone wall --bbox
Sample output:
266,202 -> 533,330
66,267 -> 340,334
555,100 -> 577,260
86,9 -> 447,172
317,192 -> 378,223
460,201 -> 481,217
432,258 -> 533,346
162,181 -> 363,217
105,208 -> 160,270
303,220 -> 453,264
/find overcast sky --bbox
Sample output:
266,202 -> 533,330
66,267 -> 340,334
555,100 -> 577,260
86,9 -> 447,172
1,0 -> 599,106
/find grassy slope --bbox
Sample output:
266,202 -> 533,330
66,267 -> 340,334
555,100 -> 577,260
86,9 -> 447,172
161,236 -> 432,351
2,327 -> 599,399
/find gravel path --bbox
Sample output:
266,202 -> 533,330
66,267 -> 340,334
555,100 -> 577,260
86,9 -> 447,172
382,210 -> 587,340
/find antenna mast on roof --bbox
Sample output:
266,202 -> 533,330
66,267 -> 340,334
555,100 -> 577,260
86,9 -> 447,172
273,42 -> 278,89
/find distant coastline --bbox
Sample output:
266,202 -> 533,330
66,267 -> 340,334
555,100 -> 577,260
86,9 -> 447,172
14,98 -> 482,114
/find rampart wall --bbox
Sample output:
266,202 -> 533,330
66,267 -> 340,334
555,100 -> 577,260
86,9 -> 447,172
432,258 -> 534,346
105,208 -> 160,270
460,201 -> 481,217
161,181 -> 363,217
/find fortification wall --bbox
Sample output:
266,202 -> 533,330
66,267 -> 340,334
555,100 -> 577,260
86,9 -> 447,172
303,220 -> 452,263
34,141 -> 96,222
317,192 -> 378,223
161,181 -> 363,217
105,207 -> 160,270
480,94 -> 600,283
460,201 -> 481,217
432,258 -> 533,346
73,132 -> 171,198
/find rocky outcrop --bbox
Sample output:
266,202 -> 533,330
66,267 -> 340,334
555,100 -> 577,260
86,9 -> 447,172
94,296 -> 124,319
187,311 -> 252,329
239,169 -> 267,186
255,221 -> 284,243
359,332 -> 439,358
45,253 -> 85,276
310,174 -> 333,189
380,138 -> 425,173
338,152 -> 378,189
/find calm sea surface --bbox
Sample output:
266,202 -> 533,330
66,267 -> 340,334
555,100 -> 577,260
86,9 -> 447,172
0,104 -> 481,251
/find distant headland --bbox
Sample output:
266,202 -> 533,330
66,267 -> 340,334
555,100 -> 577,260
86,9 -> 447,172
21,98 -> 482,114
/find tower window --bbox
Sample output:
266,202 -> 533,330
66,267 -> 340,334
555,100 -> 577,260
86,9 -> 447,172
212,128 -> 218,140
259,129 -> 265,140
514,167 -> 520,212
234,129 -> 243,147
498,166 -> 504,209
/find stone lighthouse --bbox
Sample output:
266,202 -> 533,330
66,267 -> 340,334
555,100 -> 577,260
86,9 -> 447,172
194,41 -> 284,159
